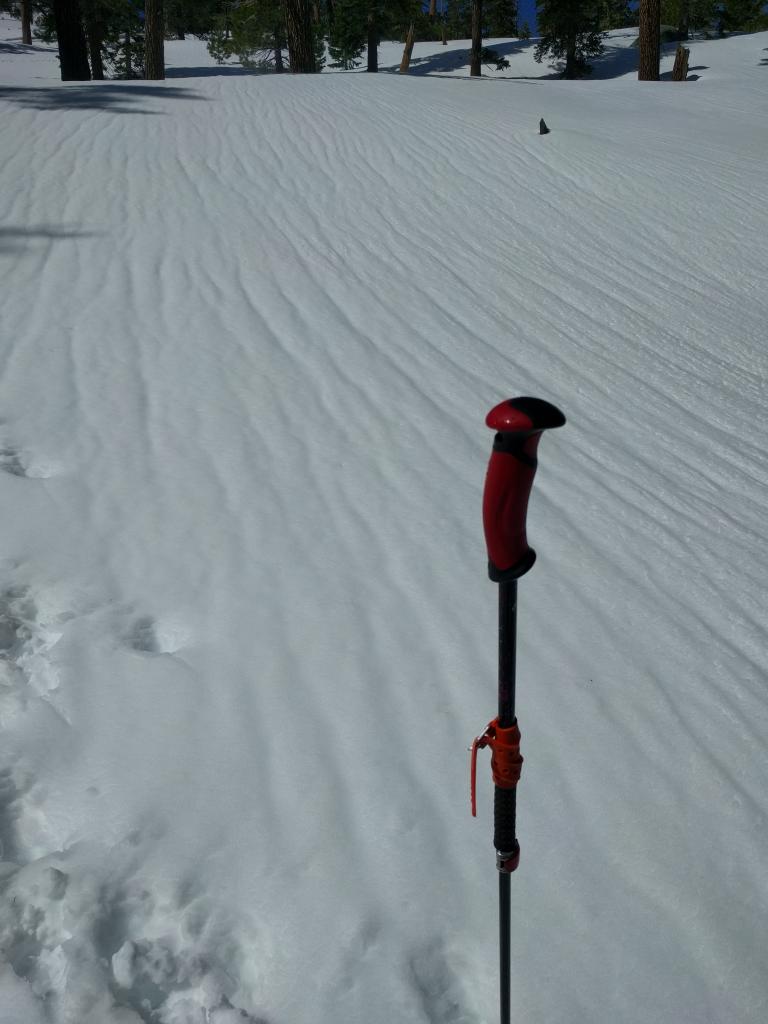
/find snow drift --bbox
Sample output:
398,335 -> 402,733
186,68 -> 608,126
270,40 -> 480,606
1,19 -> 767,1024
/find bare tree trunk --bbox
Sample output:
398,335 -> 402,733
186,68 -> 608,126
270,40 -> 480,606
20,0 -> 32,45
470,0 -> 482,77
367,5 -> 378,72
144,0 -> 165,79
638,0 -> 660,81
429,0 -> 436,17
399,23 -> 415,73
85,15 -> 106,78
285,0 -> 316,73
678,0 -> 690,40
274,23 -> 285,72
564,33 -> 577,78
52,0 -> 91,80
671,44 -> 689,80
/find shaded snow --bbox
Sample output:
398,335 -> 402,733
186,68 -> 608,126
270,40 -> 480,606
1,15 -> 768,1024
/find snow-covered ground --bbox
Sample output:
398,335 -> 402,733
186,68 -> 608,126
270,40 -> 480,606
1,16 -> 768,1024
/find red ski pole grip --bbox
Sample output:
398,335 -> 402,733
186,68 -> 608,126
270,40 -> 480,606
482,397 -> 565,582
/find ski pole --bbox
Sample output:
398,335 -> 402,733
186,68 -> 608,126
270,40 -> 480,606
471,397 -> 565,1024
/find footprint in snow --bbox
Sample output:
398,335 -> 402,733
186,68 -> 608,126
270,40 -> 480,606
0,595 -> 25,654
124,616 -> 160,654
0,587 -> 63,698
408,940 -> 480,1024
0,767 -> 22,863
0,446 -> 28,477
123,616 -> 190,656
0,432 -> 59,479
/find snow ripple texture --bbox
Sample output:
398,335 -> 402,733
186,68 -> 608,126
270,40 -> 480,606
1,18 -> 767,1024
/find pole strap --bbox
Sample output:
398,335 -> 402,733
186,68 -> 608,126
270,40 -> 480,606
471,718 -> 523,817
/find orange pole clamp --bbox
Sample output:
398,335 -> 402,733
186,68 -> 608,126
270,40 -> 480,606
471,718 -> 523,817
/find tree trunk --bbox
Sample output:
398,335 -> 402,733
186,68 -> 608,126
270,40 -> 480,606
285,0 -> 316,73
677,0 -> 690,40
52,0 -> 91,80
429,0 -> 437,17
638,0 -> 660,81
564,33 -> 577,78
470,0 -> 482,77
671,44 -> 689,80
85,15 -> 106,79
399,23 -> 415,73
20,0 -> 32,45
274,24 -> 285,72
144,0 -> 165,79
367,7 -> 378,72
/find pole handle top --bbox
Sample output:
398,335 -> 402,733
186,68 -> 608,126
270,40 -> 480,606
483,397 -> 565,582
486,397 -> 565,435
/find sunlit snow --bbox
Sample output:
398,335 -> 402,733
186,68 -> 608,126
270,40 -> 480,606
1,16 -> 767,1024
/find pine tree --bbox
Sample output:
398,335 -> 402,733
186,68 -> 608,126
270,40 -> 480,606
366,1 -> 422,73
144,0 -> 164,78
719,0 -> 767,32
20,0 -> 33,43
484,0 -> 517,35
638,0 -> 660,79
366,0 -> 378,71
598,0 -> 633,30
101,0 -> 145,78
165,0 -> 221,38
51,0 -> 91,78
444,0 -> 472,39
327,0 -> 365,67
470,0 -> 482,74
660,0 -> 716,37
673,0 -> 690,38
35,0 -> 160,79
80,0 -> 108,77
321,1 -> 419,72
207,0 -> 286,71
285,0 -> 316,71
206,0 -> 329,73
534,1 -> 604,78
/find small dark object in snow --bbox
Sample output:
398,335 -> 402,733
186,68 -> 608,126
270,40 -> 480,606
539,119 -> 550,135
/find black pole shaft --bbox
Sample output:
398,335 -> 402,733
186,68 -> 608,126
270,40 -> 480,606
497,579 -> 517,1024
498,580 -> 517,726
494,580 -> 519,855
500,872 -> 511,1024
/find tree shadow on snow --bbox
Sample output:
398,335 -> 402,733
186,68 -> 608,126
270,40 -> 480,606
378,33 -> 652,82
660,70 -> 703,80
658,61 -> 709,82
0,83 -> 203,114
0,39 -> 55,54
0,225 -> 99,257
165,64 -> 263,78
379,38 -> 554,78
588,41 -> 641,79
589,40 -> 705,81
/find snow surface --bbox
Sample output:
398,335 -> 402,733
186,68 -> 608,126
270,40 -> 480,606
1,17 -> 768,1024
